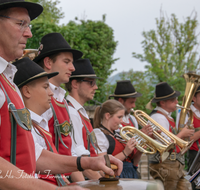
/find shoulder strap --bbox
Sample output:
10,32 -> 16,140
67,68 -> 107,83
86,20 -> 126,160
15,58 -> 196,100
50,103 -> 69,152
129,115 -> 136,127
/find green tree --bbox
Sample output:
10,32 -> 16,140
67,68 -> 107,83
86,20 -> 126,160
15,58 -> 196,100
28,0 -> 64,24
132,11 -> 200,97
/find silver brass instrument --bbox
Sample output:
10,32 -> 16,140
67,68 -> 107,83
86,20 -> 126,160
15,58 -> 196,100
178,72 -> 200,130
119,124 -> 172,162
133,109 -> 193,155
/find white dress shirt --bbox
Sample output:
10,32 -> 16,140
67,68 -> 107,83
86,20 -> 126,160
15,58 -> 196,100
30,110 -> 49,161
93,128 -> 109,154
151,106 -> 173,131
0,57 -> 23,109
41,83 -> 76,156
66,95 -> 91,156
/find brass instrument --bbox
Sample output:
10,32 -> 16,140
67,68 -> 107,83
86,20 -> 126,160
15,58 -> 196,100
119,124 -> 172,162
133,109 -> 193,155
21,49 -> 38,60
178,72 -> 200,130
11,49 -> 38,63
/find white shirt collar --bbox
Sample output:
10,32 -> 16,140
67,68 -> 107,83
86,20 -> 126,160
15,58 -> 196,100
66,94 -> 88,118
155,106 -> 172,118
49,82 -> 66,102
0,57 -> 9,74
29,109 -> 49,131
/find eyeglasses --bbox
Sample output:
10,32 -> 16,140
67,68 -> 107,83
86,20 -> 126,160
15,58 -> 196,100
81,79 -> 96,87
0,15 -> 31,31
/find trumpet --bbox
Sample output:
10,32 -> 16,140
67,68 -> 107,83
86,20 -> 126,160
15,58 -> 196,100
119,124 -> 172,162
133,109 -> 193,155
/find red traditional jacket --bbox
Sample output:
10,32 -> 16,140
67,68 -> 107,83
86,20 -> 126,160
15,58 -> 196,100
190,112 -> 200,151
103,131 -> 136,163
48,97 -> 72,156
78,112 -> 97,157
0,74 -> 35,174
33,122 -> 66,186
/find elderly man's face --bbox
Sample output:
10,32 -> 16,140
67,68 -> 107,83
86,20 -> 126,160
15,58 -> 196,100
0,7 -> 32,62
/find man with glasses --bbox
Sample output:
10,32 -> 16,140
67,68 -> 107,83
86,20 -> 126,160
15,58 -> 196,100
0,3 -> 121,189
148,82 -> 194,190
65,58 -> 102,180
0,1 -> 64,189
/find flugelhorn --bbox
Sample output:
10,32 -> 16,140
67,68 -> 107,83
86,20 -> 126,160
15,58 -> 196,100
119,124 -> 172,162
133,109 -> 193,155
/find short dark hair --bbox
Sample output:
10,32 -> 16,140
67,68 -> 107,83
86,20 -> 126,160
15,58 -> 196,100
37,52 -> 61,68
0,9 -> 11,17
65,77 -> 83,92
114,97 -> 128,102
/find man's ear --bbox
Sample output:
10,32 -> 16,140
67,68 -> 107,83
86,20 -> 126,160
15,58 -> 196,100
160,100 -> 165,107
71,79 -> 78,90
20,85 -> 31,99
192,96 -> 196,103
104,112 -> 111,120
118,98 -> 124,104
43,57 -> 52,70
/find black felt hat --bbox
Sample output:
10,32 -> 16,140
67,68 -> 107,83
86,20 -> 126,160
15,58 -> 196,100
13,57 -> 58,88
109,80 -> 142,98
151,82 -> 180,103
0,0 -> 43,20
33,33 -> 83,63
70,58 -> 102,79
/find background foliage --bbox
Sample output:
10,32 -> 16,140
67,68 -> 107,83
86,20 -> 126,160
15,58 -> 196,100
27,0 -> 118,103
27,1 -> 200,114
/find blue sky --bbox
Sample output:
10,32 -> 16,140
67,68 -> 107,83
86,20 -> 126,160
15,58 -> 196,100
57,0 -> 200,76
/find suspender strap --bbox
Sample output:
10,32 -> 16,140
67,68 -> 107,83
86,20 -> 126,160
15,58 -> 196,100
68,100 -> 100,155
63,100 -> 76,144
129,115 -> 135,127
50,103 -> 69,152
33,122 -> 66,186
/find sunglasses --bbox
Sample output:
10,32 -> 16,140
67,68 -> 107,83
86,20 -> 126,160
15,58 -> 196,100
81,79 -> 96,87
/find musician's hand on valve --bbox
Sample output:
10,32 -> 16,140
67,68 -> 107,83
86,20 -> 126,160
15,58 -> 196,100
140,124 -> 153,137
124,138 -> 137,155
178,125 -> 195,139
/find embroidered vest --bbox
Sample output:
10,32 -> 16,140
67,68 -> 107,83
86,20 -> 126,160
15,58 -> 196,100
102,131 -> 136,163
0,74 -> 36,174
48,97 -> 72,156
33,122 -> 66,186
190,112 -> 200,151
